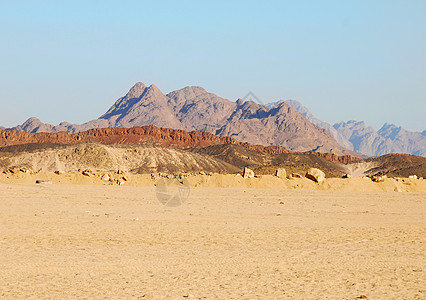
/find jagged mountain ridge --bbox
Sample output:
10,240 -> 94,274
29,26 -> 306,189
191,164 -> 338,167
7,83 -> 359,156
284,100 -> 426,157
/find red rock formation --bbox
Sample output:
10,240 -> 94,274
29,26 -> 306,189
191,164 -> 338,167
302,151 -> 362,164
0,126 -> 360,163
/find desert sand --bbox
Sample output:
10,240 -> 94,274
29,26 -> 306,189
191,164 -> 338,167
0,177 -> 425,299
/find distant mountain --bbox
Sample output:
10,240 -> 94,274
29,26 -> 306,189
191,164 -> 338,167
284,100 -> 425,157
6,83 -> 358,156
283,100 -> 354,150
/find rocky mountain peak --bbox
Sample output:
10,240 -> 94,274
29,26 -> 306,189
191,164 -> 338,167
22,117 -> 42,126
166,86 -> 208,102
236,98 -> 244,106
125,82 -> 146,99
144,84 -> 164,98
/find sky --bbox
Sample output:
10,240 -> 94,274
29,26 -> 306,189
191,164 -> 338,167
0,0 -> 425,131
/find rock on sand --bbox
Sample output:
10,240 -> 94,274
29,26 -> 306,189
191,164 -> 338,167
243,167 -> 254,179
305,168 -> 326,183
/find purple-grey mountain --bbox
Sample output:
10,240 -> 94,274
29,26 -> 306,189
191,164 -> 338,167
283,100 -> 426,157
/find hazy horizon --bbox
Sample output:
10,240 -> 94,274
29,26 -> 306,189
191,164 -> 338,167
1,1 -> 425,131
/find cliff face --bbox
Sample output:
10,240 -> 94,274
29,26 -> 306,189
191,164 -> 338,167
0,126 -> 237,149
0,126 -> 361,164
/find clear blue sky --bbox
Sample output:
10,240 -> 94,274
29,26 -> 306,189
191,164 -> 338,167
1,0 -> 425,131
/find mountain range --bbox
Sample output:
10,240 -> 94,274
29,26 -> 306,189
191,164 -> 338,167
282,100 -> 426,157
5,82 -> 425,157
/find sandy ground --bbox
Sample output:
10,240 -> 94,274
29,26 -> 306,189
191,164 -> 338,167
0,182 -> 425,299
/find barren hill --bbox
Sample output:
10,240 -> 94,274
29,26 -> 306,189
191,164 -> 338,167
346,154 -> 426,178
191,144 -> 348,177
0,143 -> 239,174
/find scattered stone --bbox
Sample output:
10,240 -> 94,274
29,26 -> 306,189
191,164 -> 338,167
20,167 -> 31,174
342,173 -> 351,179
116,170 -> 124,175
275,168 -> 286,178
279,201 -> 284,204
199,171 -> 207,176
35,180 -> 52,184
54,170 -> 63,175
82,169 -> 94,177
394,187 -> 402,192
408,175 -> 418,179
243,167 -> 254,179
291,173 -> 302,178
370,175 -> 386,183
305,168 -> 326,183
122,176 -> 128,181
166,174 -> 175,179
101,174 -> 110,181
117,180 -> 125,186
413,267 -> 426,272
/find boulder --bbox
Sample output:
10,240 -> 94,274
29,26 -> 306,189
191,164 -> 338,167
342,173 -> 351,179
291,173 -> 303,178
243,167 -> 254,179
275,168 -> 286,178
101,174 -> 110,181
305,168 -> 325,183
408,175 -> 418,179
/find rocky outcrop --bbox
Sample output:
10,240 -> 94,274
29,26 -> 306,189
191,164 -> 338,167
0,126 -> 236,148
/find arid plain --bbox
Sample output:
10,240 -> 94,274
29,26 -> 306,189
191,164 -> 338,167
0,175 -> 425,299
